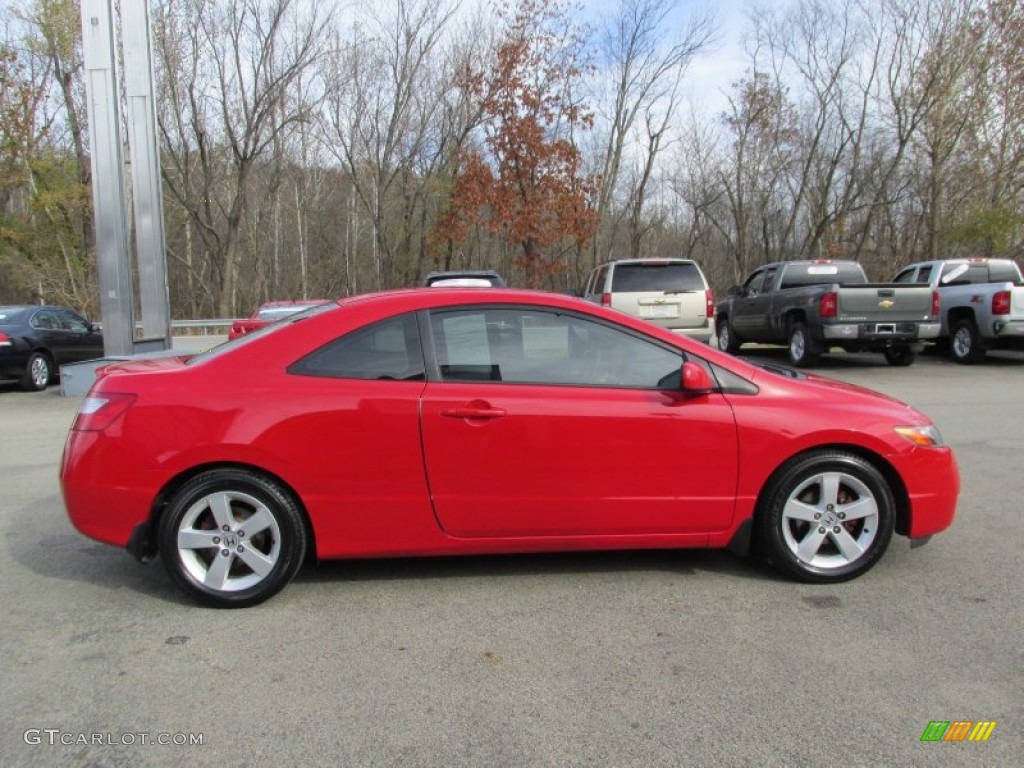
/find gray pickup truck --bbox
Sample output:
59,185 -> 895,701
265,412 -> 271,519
715,260 -> 940,367
892,258 -> 1024,363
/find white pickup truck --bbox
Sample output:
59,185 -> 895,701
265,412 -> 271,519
892,258 -> 1024,363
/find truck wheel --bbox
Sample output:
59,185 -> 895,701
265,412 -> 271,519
716,318 -> 741,354
788,322 -> 819,367
950,319 -> 986,364
883,347 -> 916,366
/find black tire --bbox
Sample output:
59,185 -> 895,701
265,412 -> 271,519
950,319 -> 986,364
20,351 -> 52,391
716,317 -> 741,354
755,450 -> 895,583
883,346 -> 917,366
158,469 -> 307,608
787,322 -> 819,367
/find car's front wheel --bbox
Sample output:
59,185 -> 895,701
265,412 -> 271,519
756,450 -> 895,583
158,469 -> 307,608
883,346 -> 917,366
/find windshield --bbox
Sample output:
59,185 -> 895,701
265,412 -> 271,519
188,301 -> 337,365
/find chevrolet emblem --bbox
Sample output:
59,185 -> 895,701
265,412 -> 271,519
878,300 -> 895,308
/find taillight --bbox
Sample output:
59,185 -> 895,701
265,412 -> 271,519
601,292 -> 611,307
820,291 -> 838,319
992,290 -> 1011,315
931,291 -> 940,318
705,289 -> 714,318
71,392 -> 136,431
0,331 -> 11,346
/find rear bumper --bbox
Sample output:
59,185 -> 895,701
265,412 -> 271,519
823,322 -> 938,343
672,326 -> 714,344
992,319 -> 1024,338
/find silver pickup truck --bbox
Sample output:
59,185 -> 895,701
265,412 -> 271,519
892,258 -> 1024,363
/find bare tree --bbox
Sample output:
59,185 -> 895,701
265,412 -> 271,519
321,0 -> 464,291
588,0 -> 716,265
155,0 -> 332,316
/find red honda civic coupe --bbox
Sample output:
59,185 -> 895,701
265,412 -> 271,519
61,289 -> 959,608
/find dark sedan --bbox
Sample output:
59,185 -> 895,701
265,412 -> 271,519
0,305 -> 104,391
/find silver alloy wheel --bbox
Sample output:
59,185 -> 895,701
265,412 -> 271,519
790,328 -> 806,362
30,356 -> 49,388
780,470 -> 879,570
176,490 -> 281,592
952,326 -> 972,358
718,323 -> 730,352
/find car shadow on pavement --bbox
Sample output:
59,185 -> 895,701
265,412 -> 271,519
12,500 -> 196,606
292,548 -> 781,588
19,499 -> 785,608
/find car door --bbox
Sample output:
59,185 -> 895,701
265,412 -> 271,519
29,309 -> 67,360
732,267 -> 778,339
56,309 -> 104,363
419,306 -> 739,538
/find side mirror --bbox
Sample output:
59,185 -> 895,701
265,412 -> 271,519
681,361 -> 714,394
727,284 -> 744,297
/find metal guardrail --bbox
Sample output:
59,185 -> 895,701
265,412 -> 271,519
171,319 -> 235,330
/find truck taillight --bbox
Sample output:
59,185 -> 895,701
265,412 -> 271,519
71,392 -> 136,431
705,290 -> 714,318
820,292 -> 838,319
932,291 -> 940,317
992,290 -> 1011,315
601,293 -> 611,307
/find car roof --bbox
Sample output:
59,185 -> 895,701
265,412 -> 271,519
258,299 -> 329,307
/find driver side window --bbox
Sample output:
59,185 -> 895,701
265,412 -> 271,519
430,308 -> 684,389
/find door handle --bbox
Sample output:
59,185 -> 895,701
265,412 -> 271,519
440,406 -> 507,419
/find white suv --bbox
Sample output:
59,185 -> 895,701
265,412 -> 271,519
582,258 -> 714,343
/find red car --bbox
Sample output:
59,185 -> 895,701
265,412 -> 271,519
227,299 -> 329,340
61,289 -> 959,608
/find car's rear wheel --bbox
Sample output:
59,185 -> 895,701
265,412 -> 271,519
716,318 -> 741,354
158,469 -> 307,608
787,322 -> 819,367
756,450 -> 895,583
20,352 -> 52,391
950,319 -> 986,364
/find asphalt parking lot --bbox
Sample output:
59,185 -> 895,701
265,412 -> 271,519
1,340 -> 1021,767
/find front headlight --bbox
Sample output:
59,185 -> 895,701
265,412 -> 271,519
894,425 -> 944,447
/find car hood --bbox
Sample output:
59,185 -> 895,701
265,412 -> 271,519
745,364 -> 925,421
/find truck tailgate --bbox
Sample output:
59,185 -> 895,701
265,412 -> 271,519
611,291 -> 708,330
837,284 -> 934,321
1010,286 -> 1024,318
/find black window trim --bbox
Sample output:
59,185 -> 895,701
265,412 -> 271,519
286,310 -> 427,382
423,302 -> 712,391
